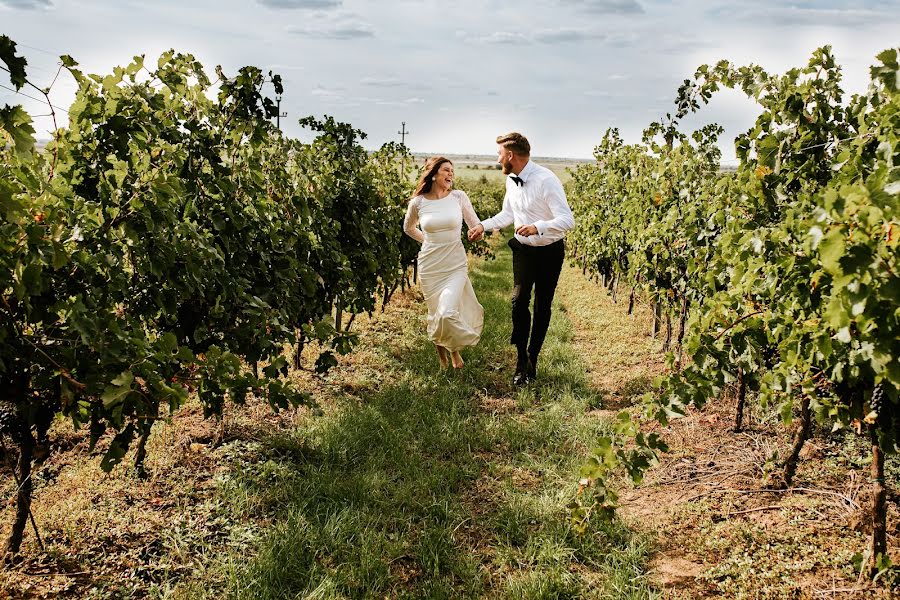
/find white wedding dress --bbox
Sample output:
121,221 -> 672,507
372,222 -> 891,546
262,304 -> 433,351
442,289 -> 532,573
403,190 -> 484,352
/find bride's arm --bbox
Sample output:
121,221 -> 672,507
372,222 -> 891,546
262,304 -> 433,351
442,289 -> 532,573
457,191 -> 481,230
403,198 -> 425,243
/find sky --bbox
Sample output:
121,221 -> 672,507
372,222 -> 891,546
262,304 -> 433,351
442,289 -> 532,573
2,0 -> 899,161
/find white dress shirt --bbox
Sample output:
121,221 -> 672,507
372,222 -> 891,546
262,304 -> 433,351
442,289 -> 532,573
479,160 -> 575,247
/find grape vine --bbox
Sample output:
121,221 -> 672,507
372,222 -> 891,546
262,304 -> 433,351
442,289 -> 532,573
0,37 -> 420,557
570,46 -> 899,577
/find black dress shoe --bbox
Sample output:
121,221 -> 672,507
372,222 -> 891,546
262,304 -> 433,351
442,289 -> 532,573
514,358 -> 536,386
513,354 -> 529,386
513,359 -> 529,385
525,359 -> 537,383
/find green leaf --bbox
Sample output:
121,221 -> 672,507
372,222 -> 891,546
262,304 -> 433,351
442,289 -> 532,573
175,346 -> 194,362
100,425 -> 134,472
834,327 -> 852,344
0,105 -> 36,157
111,371 -> 133,387
51,244 -> 70,269
21,262 -> 41,293
103,371 -> 134,408
158,332 -> 178,355
818,229 -> 844,273
779,399 -> 794,424
314,351 -> 338,374
0,36 -> 28,90
263,355 -> 288,378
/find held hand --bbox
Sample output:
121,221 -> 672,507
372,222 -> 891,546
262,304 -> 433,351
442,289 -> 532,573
515,224 -> 538,237
467,223 -> 485,241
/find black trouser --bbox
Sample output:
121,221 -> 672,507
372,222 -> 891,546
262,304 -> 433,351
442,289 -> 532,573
508,237 -> 565,366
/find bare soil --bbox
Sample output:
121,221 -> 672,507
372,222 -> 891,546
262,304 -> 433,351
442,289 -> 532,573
555,263 -> 899,599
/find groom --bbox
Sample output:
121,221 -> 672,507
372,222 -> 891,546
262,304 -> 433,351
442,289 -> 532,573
468,132 -> 575,385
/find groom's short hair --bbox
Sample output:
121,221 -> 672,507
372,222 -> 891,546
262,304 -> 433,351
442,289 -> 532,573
496,132 -> 531,157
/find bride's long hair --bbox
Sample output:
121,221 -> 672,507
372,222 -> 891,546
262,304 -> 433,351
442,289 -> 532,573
412,156 -> 453,199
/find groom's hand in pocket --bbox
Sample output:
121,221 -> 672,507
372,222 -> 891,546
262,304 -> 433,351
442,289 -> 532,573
468,223 -> 485,241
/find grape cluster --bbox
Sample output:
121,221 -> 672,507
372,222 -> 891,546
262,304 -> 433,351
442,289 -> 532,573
0,392 -> 58,442
0,400 -> 22,437
871,384 -> 885,416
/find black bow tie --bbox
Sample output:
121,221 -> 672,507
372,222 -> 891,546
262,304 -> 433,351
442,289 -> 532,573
510,175 -> 524,186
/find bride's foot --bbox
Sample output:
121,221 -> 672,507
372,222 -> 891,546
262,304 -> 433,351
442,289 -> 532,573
436,346 -> 449,370
450,351 -> 464,369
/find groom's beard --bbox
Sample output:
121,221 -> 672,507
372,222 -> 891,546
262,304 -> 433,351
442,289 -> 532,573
501,162 -> 512,175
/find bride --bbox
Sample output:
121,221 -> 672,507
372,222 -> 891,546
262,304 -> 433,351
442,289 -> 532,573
403,157 -> 484,369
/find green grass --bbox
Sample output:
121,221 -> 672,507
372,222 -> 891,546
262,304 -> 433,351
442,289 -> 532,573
455,163 -> 576,184
174,239 -> 655,599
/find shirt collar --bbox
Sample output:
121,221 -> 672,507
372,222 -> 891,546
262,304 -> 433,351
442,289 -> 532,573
507,160 -> 534,183
515,160 -> 535,183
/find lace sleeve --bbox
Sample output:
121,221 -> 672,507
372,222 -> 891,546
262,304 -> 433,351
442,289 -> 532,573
456,191 -> 481,230
403,198 -> 424,243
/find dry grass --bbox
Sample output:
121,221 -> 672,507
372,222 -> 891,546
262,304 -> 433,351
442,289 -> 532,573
0,285 -> 428,599
555,265 -> 665,410
5,256 -> 896,599
0,247 -> 648,599
555,262 -> 900,599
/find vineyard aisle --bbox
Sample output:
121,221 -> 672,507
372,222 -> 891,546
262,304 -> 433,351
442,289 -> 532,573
160,241 -> 649,599
3,239 -> 891,598
557,269 -> 897,598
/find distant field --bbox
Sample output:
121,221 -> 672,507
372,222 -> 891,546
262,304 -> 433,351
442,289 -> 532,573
412,154 -> 589,184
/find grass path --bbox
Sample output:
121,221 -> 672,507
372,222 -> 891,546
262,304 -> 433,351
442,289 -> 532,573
183,244 -> 656,599
4,239 -> 894,598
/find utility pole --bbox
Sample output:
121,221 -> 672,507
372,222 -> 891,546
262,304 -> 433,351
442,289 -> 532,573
397,121 -> 415,283
276,95 -> 288,130
398,121 -> 410,175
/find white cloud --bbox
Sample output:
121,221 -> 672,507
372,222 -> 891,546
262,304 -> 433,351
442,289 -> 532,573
707,3 -> 899,27
267,64 -> 306,72
0,0 -> 52,8
534,28 -> 608,43
468,27 -> 610,45
560,0 -> 643,14
310,84 -> 344,99
601,30 -> 640,47
360,76 -> 403,87
286,13 -> 375,39
257,0 -> 340,9
375,97 -> 425,106
473,31 -> 530,44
